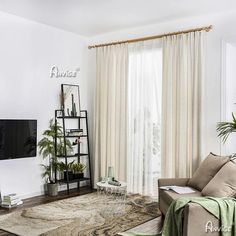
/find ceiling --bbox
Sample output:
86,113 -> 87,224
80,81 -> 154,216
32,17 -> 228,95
0,0 -> 236,37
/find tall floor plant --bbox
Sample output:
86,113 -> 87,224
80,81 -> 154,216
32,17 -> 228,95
38,119 -> 72,195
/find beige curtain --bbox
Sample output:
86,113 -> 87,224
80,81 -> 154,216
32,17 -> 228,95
161,31 -> 205,178
93,44 -> 128,185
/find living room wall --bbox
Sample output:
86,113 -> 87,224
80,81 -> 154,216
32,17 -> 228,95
0,11 -> 89,198
223,42 -> 236,154
1,9 -> 236,199
87,10 -> 236,160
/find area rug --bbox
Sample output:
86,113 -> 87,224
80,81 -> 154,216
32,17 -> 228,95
0,192 -> 160,236
118,217 -> 162,236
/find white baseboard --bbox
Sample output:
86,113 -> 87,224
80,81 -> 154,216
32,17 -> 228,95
11,181 -> 90,200
19,191 -> 44,200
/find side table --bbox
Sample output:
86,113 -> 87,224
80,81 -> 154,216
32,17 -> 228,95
96,181 -> 127,216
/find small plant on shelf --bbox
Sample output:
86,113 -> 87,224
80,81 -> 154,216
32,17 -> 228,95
38,119 -> 73,196
58,161 -> 75,181
72,163 -> 86,179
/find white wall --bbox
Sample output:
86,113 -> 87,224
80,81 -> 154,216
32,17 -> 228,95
87,10 -> 236,159
1,8 -> 236,198
222,43 -> 236,154
0,11 -> 89,199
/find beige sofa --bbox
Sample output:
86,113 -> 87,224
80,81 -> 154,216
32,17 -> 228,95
158,178 -> 219,236
158,152 -> 236,236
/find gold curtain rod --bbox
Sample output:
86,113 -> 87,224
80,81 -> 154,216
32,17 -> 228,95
88,25 -> 212,49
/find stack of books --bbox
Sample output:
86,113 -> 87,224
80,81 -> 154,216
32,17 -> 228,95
1,193 -> 23,208
66,129 -> 83,136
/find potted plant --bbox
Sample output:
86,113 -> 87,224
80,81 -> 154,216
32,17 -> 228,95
72,163 -> 86,179
41,160 -> 58,196
217,112 -> 236,143
38,119 -> 73,196
58,161 -> 75,181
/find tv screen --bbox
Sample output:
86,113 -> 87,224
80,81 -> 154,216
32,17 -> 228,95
0,120 -> 37,160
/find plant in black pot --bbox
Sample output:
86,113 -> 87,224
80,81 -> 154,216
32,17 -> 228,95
72,163 -> 86,179
38,119 -> 73,196
58,161 -> 75,181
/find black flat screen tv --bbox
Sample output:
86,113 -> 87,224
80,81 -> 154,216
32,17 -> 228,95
0,120 -> 37,160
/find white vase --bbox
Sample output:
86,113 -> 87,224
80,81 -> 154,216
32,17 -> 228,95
107,166 -> 114,181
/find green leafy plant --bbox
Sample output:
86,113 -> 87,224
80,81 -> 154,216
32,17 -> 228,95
72,163 -> 86,173
57,160 -> 75,181
38,119 -> 72,158
38,119 -> 73,183
41,161 -> 58,184
57,161 -> 75,172
217,112 -> 236,143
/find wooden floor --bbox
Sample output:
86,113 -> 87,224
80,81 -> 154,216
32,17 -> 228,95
123,217 -> 163,235
0,187 -> 94,236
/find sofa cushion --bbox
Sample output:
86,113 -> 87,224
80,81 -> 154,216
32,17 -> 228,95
202,161 -> 236,197
187,152 -> 229,191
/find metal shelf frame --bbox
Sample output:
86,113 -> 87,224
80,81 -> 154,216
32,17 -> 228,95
54,109 -> 92,194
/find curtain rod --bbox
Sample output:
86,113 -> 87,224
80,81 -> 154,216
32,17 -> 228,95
88,25 -> 212,49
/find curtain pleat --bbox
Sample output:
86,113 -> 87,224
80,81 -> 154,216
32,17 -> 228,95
161,32 -> 205,178
93,44 -> 128,186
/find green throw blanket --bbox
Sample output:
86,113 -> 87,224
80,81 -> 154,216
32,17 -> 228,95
161,197 -> 236,236
121,197 -> 236,236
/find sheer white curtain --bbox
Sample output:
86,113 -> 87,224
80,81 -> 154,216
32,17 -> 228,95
127,41 -> 162,197
93,44 -> 128,185
161,32 -> 205,178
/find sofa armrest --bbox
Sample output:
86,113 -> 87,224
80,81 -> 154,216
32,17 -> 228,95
158,178 -> 190,213
183,203 -> 219,236
158,178 -> 189,187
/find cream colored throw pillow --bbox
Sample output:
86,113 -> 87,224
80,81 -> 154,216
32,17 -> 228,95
202,161 -> 236,197
187,153 -> 229,191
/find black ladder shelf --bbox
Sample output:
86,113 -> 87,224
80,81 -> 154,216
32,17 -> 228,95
54,109 -> 92,194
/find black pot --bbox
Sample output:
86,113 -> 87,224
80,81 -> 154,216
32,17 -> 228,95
73,172 -> 84,179
63,171 -> 74,181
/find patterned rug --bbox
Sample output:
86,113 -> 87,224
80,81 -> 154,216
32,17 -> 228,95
118,217 -> 162,236
0,192 -> 160,236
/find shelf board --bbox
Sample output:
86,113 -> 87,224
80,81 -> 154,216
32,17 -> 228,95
57,135 -> 87,138
58,177 -> 90,184
56,116 -> 86,119
56,154 -> 77,158
57,153 -> 88,158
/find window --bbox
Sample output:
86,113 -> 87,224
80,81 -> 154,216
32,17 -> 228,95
127,43 -> 162,197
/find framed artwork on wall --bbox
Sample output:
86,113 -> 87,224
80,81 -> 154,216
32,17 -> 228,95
61,84 -> 81,117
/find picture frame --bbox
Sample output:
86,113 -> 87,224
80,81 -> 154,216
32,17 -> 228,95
61,84 -> 81,117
